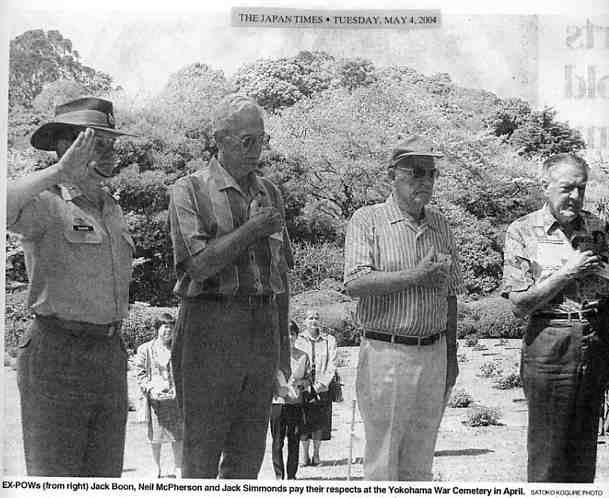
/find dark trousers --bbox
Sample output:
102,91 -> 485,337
270,403 -> 303,479
172,297 -> 279,479
17,317 -> 128,477
522,315 -> 609,482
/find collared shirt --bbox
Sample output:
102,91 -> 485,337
501,205 -> 609,313
7,183 -> 134,324
168,157 -> 293,298
344,194 -> 464,337
294,332 -> 337,392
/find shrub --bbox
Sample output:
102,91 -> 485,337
479,361 -> 503,378
464,334 -> 479,347
289,241 -> 344,294
494,373 -> 523,390
464,406 -> 502,427
457,317 -> 478,339
457,352 -> 468,363
471,297 -> 526,339
4,289 -> 32,356
448,390 -> 474,408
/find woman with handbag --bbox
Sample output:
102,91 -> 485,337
270,321 -> 311,480
295,309 -> 337,466
134,313 -> 183,478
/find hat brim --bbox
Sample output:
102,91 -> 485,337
31,122 -> 136,151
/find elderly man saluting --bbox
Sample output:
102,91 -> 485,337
168,94 -> 293,478
344,136 -> 464,481
502,153 -> 609,482
7,97 -> 134,476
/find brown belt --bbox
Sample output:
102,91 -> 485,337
363,330 -> 445,346
191,294 -> 276,306
35,314 -> 122,338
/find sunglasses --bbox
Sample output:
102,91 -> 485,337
395,166 -> 440,180
231,132 -> 270,150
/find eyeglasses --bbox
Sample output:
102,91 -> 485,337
395,167 -> 440,180
231,132 -> 270,150
93,136 -> 116,151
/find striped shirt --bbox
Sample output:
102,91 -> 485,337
168,157 -> 293,298
501,205 -> 609,313
344,195 -> 464,336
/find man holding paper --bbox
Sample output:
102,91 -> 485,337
502,153 -> 609,482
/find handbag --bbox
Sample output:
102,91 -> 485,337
136,393 -> 150,423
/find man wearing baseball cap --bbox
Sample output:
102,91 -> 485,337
7,97 -> 135,476
344,136 -> 463,480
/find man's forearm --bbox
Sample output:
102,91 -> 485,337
7,164 -> 61,225
446,295 -> 457,354
509,269 -> 572,317
277,272 -> 291,378
345,269 -> 424,297
183,222 -> 261,281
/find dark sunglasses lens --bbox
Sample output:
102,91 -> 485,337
242,137 -> 254,149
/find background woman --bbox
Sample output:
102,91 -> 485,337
269,320 -> 311,480
295,310 -> 337,466
135,313 -> 183,478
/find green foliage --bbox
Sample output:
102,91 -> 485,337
479,361 -> 503,378
464,406 -> 502,427
448,390 -> 474,408
488,98 -> 585,159
471,297 -> 526,339
4,290 -> 32,355
289,241 -> 344,295
494,373 -> 523,390
464,334 -> 479,347
9,29 -> 112,108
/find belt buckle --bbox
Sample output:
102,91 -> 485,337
248,295 -> 255,307
390,334 -> 395,344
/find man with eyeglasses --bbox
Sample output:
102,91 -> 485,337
168,93 -> 293,478
7,97 -> 135,476
344,136 -> 463,480
502,153 -> 609,482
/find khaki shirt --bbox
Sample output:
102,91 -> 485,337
502,205 -> 609,313
168,157 -> 293,297
8,184 -> 134,324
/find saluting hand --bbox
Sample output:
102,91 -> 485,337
56,128 -> 97,185
413,248 -> 449,288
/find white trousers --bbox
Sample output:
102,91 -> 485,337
356,335 -> 447,481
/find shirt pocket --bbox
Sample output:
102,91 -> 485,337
63,212 -> 103,244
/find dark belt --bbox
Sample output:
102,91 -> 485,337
532,308 -> 599,321
35,314 -> 122,338
193,294 -> 276,306
363,330 -> 445,346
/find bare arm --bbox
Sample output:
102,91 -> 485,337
7,129 -> 97,225
509,250 -> 600,317
183,206 -> 283,282
345,248 -> 448,297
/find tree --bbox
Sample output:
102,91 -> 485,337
32,79 -> 89,116
9,29 -> 113,108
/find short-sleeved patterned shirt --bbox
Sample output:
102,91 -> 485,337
343,195 -> 464,337
7,183 -> 134,324
168,157 -> 293,298
501,205 -> 609,313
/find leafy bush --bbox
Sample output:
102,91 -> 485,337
471,297 -> 526,339
464,334 -> 479,347
494,373 -> 523,390
289,241 -> 344,295
457,352 -> 468,363
4,290 -> 32,355
457,317 -> 478,339
463,406 -> 502,427
479,361 -> 503,378
448,390 -> 474,408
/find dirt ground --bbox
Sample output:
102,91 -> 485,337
4,338 -> 609,481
